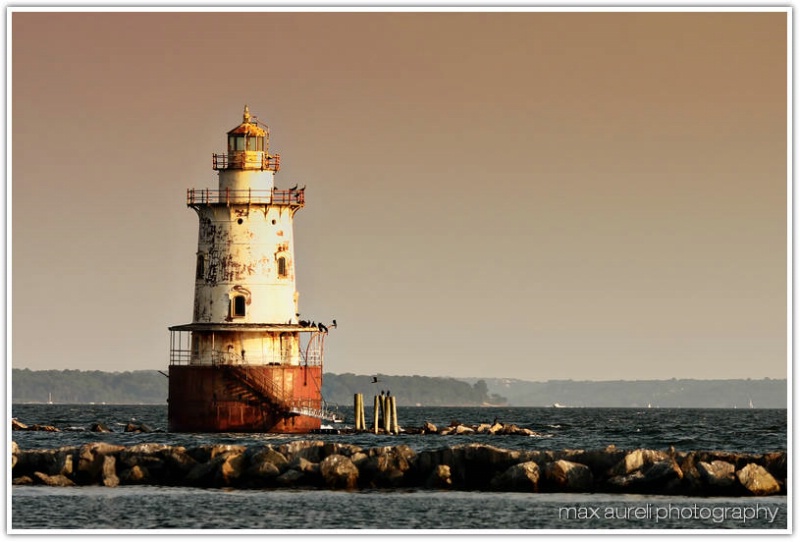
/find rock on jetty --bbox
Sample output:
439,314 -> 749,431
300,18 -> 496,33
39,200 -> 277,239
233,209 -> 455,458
11,441 -> 786,496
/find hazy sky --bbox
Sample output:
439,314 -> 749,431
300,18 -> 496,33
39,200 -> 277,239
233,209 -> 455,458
10,9 -> 788,381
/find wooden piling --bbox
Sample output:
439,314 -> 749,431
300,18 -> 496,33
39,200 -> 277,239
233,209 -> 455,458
353,394 -> 360,431
354,393 -> 364,431
383,395 -> 391,433
391,396 -> 399,434
358,394 -> 366,431
373,395 -> 380,434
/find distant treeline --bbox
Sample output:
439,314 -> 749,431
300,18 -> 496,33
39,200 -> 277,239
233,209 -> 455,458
10,369 -> 505,407
466,377 -> 787,409
12,369 -> 168,405
11,369 -> 786,408
323,373 -> 507,407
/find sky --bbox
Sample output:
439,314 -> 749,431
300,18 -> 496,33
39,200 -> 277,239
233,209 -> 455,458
10,9 -> 789,381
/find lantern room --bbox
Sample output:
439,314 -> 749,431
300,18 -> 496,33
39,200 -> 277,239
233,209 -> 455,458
212,105 -> 280,172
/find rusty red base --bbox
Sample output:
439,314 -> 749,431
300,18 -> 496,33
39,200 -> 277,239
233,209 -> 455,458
168,365 -> 322,433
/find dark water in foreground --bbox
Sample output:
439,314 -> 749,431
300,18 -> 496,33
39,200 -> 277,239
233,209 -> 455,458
11,405 -> 788,531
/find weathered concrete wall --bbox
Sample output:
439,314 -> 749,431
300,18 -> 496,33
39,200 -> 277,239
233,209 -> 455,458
11,441 -> 786,496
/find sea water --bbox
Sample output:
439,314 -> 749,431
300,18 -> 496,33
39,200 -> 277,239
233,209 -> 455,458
9,405 -> 788,531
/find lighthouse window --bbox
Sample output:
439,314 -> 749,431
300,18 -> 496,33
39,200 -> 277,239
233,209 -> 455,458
277,256 -> 287,278
229,136 -> 245,151
232,295 -> 246,318
246,137 -> 258,151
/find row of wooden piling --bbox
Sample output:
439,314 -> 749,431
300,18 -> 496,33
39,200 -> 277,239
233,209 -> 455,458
353,393 -> 399,434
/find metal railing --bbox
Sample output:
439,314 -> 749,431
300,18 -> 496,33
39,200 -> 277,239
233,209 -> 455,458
168,330 -> 324,367
213,152 -> 281,171
186,188 -> 305,207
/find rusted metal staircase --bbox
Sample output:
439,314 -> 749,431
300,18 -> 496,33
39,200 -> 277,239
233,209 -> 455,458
222,365 -> 292,414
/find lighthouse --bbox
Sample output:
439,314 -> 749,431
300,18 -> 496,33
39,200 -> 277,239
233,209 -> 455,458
168,106 -> 330,433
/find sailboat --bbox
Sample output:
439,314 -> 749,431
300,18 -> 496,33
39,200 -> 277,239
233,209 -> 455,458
47,392 -> 53,405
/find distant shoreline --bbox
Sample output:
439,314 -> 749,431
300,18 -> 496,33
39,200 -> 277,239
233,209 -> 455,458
11,369 -> 787,409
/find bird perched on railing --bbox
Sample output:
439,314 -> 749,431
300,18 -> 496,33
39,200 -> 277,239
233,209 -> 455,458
318,322 -> 328,333
331,319 -> 337,328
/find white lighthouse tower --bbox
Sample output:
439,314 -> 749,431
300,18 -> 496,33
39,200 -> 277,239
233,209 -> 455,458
168,106 -> 329,433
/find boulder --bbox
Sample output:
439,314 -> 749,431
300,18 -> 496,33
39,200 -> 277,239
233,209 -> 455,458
161,446 -> 199,481
124,422 -> 153,433
359,445 -> 416,488
563,446 -> 627,478
475,423 -> 492,434
323,443 -> 362,458
606,459 -> 683,494
90,423 -> 112,432
54,448 -> 76,476
490,461 -> 540,492
697,451 -> 760,471
76,443 -> 125,484
422,421 -> 439,435
608,449 -> 670,477
425,464 -> 452,489
241,447 -> 289,487
678,452 -> 704,495
246,447 -> 289,472
185,451 -> 246,488
280,457 -> 322,487
118,444 -> 172,484
29,424 -> 60,432
33,471 -> 75,487
244,461 -> 281,487
736,463 -> 781,496
11,419 -> 28,430
350,452 -> 369,468
696,460 -> 736,491
278,441 -> 326,463
489,422 -> 504,434
416,443 -> 524,489
13,449 -> 59,477
186,444 -> 247,464
542,460 -> 594,492
275,468 -> 305,487
102,455 -> 119,487
216,452 -> 246,487
12,476 -> 33,485
119,465 -> 150,484
761,451 -> 787,482
289,456 -> 320,475
454,425 -> 475,435
11,441 -> 19,469
319,454 -> 359,490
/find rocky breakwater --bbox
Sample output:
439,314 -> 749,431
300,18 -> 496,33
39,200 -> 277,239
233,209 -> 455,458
11,441 -> 786,496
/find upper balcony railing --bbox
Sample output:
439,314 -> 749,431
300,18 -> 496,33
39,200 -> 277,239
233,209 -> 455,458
213,152 -> 281,171
186,188 -> 305,207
